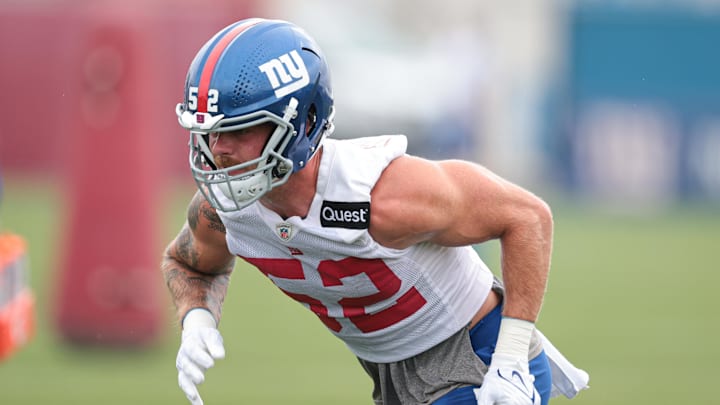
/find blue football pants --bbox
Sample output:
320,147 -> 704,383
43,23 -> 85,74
433,305 -> 552,404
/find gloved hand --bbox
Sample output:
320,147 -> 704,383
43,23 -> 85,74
176,309 -> 226,405
475,353 -> 541,405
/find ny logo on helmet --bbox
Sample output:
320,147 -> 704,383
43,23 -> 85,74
258,50 -> 310,98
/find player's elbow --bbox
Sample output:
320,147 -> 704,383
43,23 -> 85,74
528,196 -> 554,240
501,194 -> 554,246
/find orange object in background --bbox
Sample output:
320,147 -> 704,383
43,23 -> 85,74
0,233 -> 34,360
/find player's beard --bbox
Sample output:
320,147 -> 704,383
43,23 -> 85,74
214,155 -> 260,176
214,155 -> 242,170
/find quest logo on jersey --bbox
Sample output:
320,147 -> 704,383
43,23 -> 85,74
320,201 -> 370,229
258,50 -> 310,98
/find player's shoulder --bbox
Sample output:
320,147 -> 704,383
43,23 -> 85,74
373,151 -> 471,221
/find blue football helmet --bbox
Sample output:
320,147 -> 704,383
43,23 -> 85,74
176,18 -> 335,211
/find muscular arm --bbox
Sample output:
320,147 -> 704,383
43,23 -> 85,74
370,156 -> 553,322
161,191 -> 236,326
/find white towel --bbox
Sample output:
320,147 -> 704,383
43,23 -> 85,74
537,330 -> 590,398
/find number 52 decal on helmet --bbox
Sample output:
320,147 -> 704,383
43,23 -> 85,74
186,87 -> 219,113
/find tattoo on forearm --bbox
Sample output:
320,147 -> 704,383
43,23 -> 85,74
175,226 -> 200,269
162,260 -> 233,324
162,191 -> 232,325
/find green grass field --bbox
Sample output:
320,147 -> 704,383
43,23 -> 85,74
0,177 -> 718,404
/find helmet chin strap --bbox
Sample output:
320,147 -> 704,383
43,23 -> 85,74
217,171 -> 269,204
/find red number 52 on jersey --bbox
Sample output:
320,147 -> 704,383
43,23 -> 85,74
242,256 -> 427,333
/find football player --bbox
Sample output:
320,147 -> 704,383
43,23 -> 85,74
163,18 -> 588,405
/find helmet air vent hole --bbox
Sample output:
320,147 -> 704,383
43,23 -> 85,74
232,45 -> 267,108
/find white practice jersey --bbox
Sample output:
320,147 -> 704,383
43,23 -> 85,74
216,135 -> 494,363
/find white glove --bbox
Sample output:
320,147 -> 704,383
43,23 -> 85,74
475,353 -> 541,405
176,309 -> 226,405
475,316 -> 541,405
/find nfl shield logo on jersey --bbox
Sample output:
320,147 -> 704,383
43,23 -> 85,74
276,222 -> 293,241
